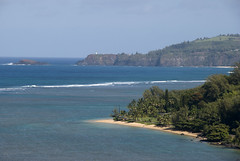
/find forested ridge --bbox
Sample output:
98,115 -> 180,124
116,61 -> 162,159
77,34 -> 240,67
112,63 -> 240,148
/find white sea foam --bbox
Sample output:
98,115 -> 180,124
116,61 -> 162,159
23,85 -> 37,88
0,80 -> 205,91
0,87 -> 25,91
1,62 -> 14,66
1,63 -> 28,66
150,80 -> 205,83
22,82 -> 140,88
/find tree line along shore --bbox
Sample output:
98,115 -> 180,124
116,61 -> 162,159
111,63 -> 240,149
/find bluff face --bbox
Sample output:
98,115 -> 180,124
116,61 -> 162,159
77,35 -> 240,66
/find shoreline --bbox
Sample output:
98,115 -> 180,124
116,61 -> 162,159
90,118 -> 203,139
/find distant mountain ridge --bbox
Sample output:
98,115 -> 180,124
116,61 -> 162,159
77,34 -> 240,66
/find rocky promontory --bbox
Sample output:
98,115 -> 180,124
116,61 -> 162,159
77,34 -> 240,67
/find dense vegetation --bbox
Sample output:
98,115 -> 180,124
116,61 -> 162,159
112,63 -> 240,147
77,34 -> 240,66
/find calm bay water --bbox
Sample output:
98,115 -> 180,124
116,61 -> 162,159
0,58 -> 240,161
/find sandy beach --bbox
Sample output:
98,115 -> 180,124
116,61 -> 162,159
90,119 -> 201,138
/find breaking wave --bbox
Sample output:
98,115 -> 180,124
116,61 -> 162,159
1,62 -> 14,66
0,80 -> 205,92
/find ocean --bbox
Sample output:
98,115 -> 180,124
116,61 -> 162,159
0,57 -> 239,161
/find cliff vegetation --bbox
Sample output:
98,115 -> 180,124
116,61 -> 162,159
77,34 -> 240,66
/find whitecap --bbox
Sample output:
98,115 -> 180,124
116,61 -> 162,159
0,80 -> 206,92
1,62 -> 14,66
0,87 -> 25,91
150,80 -> 205,84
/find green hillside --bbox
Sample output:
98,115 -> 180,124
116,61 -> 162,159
77,34 -> 240,66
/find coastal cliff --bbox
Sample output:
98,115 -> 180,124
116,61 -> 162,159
77,34 -> 240,66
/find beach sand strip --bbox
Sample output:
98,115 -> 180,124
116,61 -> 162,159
90,119 -> 201,138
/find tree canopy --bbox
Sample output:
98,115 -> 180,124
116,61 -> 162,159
112,63 -> 240,147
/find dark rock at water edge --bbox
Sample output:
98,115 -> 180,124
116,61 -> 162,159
14,59 -> 49,65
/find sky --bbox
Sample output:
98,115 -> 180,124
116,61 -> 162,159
0,0 -> 239,58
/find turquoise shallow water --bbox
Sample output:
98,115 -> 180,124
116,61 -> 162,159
0,58 -> 240,161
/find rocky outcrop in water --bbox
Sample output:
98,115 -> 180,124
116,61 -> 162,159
14,59 -> 48,65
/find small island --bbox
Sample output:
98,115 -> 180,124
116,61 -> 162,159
94,63 -> 240,149
14,59 -> 49,65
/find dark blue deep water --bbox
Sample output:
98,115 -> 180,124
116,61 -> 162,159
0,58 -> 240,161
